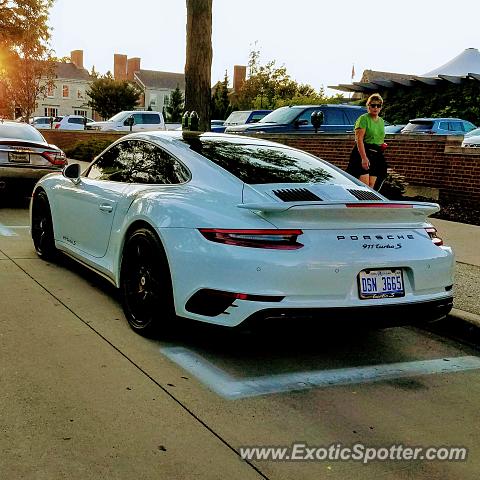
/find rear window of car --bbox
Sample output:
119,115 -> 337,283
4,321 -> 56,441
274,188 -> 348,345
179,135 -> 352,185
132,113 -> 161,124
0,124 -> 46,142
35,118 -> 50,124
249,112 -> 269,123
53,116 -> 63,122
403,121 -> 434,132
67,117 -> 85,124
224,111 -> 250,125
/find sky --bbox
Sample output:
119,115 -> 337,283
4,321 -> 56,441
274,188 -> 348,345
48,0 -> 480,95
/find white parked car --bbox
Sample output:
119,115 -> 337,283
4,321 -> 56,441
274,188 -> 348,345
461,127 -> 480,147
30,131 -> 454,337
0,120 -> 67,196
87,111 -> 166,132
53,115 -> 95,131
31,116 -> 54,130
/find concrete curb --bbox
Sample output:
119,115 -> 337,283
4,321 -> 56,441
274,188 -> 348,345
449,308 -> 480,328
422,308 -> 480,349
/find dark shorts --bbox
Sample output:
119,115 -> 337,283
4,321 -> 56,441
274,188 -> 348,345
346,143 -> 387,178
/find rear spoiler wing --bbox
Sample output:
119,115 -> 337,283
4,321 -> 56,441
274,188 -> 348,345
237,201 -> 440,216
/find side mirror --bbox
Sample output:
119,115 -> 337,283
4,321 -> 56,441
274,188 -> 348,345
63,163 -> 81,185
294,119 -> 309,128
124,116 -> 135,128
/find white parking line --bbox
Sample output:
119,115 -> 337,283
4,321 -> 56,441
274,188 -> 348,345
162,347 -> 480,400
0,225 -> 29,236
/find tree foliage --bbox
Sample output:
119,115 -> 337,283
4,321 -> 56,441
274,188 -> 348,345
166,85 -> 184,122
86,75 -> 142,119
211,71 -> 232,120
185,0 -> 212,131
378,82 -> 480,126
0,0 -> 55,118
234,48 -> 342,110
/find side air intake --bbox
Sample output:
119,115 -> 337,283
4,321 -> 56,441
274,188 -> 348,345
347,189 -> 382,201
273,188 -> 322,202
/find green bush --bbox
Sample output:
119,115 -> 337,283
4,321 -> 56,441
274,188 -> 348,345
378,168 -> 408,200
64,139 -> 113,161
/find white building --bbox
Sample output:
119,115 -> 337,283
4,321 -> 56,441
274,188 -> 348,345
33,50 -> 93,118
33,50 -> 187,119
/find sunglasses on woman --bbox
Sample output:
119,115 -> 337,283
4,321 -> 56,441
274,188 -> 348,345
369,103 -> 382,108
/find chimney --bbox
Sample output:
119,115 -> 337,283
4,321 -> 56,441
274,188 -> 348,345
70,50 -> 84,69
233,65 -> 246,92
114,53 -> 128,80
127,57 -> 141,80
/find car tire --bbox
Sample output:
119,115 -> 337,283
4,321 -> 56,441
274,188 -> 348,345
120,227 -> 175,336
31,190 -> 57,260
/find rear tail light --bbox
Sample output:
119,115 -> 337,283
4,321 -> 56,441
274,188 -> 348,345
42,150 -> 67,166
198,229 -> 303,249
54,123 -> 60,129
425,227 -> 443,246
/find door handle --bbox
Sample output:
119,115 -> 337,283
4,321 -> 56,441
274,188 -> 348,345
99,203 -> 113,213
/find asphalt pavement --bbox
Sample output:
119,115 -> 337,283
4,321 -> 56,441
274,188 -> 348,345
1,207 -> 480,479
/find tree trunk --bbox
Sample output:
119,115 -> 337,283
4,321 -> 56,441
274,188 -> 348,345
185,0 -> 212,131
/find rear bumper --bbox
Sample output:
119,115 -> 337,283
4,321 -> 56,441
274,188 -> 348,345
241,296 -> 454,329
0,165 -> 61,180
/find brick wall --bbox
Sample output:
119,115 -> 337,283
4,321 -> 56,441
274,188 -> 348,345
41,130 -> 480,204
257,133 -> 480,204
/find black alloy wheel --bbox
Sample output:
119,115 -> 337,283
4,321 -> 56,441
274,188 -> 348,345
121,228 -> 175,336
31,190 -> 57,260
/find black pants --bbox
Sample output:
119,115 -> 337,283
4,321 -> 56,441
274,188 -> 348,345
346,143 -> 387,179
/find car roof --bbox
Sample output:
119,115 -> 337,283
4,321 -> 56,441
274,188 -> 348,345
116,130 -> 297,149
281,104 -> 365,110
119,110 -> 162,114
409,117 -> 467,122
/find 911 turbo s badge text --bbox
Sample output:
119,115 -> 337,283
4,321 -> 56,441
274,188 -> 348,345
363,243 -> 402,250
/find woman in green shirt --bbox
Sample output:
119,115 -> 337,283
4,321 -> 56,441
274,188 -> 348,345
346,93 -> 386,189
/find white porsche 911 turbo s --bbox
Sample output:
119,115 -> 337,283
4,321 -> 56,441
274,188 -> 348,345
30,131 -> 454,336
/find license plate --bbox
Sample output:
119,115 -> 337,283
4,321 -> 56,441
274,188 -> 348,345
358,269 -> 404,299
8,152 -> 29,163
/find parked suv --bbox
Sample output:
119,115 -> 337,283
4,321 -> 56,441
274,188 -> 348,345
225,104 -> 366,134
211,110 -> 272,133
87,111 -> 166,132
401,118 -> 476,135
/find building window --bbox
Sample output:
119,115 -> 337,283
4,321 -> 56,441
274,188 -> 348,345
163,95 -> 170,106
46,84 -> 55,98
44,107 -> 58,117
149,94 -> 157,107
62,85 -> 70,98
74,110 -> 87,116
77,89 -> 84,100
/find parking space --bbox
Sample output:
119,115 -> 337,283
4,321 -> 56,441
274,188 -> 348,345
2,205 -> 480,479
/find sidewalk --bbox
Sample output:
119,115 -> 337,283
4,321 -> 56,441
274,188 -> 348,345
430,218 -> 480,331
